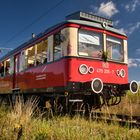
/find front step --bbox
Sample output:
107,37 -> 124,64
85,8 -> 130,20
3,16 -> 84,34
69,99 -> 83,103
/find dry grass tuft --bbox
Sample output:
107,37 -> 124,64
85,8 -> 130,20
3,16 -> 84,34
0,96 -> 40,140
10,96 -> 39,124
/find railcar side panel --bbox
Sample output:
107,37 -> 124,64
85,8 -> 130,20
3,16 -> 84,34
0,75 -> 13,93
14,59 -> 69,92
0,57 -> 128,94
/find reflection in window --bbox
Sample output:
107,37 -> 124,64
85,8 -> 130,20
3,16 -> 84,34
54,32 -> 62,60
79,29 -> 103,58
107,36 -> 124,62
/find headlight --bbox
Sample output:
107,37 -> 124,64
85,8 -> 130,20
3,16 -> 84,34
116,69 -> 126,78
119,69 -> 125,78
116,70 -> 120,76
88,66 -> 94,74
79,64 -> 88,74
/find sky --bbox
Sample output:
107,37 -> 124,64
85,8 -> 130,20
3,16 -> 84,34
0,0 -> 140,82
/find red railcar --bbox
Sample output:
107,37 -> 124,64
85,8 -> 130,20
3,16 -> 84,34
0,11 -> 139,113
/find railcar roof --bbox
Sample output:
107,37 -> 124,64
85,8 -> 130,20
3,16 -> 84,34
67,19 -> 126,36
0,19 -> 127,61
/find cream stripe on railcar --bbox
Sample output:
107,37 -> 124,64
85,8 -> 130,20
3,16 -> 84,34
103,33 -> 106,53
68,28 -> 78,57
61,28 -> 70,57
124,40 -> 128,64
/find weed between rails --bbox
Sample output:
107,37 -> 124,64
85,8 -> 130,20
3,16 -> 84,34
0,95 -> 139,140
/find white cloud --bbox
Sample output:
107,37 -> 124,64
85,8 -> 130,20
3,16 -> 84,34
119,22 -> 140,35
90,1 -> 119,18
124,0 -> 140,12
128,58 -> 140,67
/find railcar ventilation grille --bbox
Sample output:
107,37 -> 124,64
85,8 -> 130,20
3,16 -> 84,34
66,11 -> 113,27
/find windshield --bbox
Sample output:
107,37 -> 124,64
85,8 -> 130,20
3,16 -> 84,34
106,36 -> 124,62
78,29 -> 103,58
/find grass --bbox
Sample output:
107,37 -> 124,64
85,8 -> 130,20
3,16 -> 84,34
33,116 -> 140,140
0,95 -> 140,140
0,112 -> 140,140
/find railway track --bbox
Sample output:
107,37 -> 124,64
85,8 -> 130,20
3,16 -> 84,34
63,104 -> 140,129
91,112 -> 140,129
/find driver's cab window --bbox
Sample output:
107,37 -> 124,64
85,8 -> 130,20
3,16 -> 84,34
106,36 -> 124,62
78,29 -> 103,58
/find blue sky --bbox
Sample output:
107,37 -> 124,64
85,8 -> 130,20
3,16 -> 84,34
0,0 -> 140,82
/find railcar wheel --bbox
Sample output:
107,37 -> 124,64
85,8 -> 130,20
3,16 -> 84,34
80,103 -> 91,117
53,98 -> 63,115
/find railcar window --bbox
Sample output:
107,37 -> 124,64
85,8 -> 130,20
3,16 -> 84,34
21,39 -> 48,70
9,57 -> 14,74
5,59 -> 10,75
19,51 -> 26,71
0,59 -> 10,76
26,46 -> 35,68
36,39 -> 48,65
78,29 -> 103,58
0,62 -> 4,76
54,32 -> 62,60
106,36 -> 124,62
